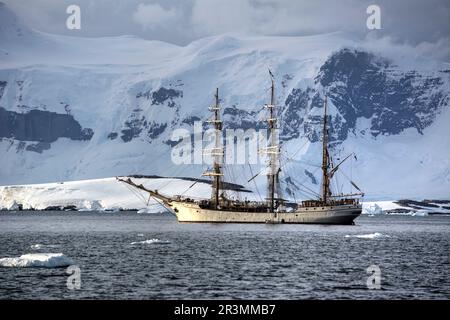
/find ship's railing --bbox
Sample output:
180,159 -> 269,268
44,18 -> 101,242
300,198 -> 359,207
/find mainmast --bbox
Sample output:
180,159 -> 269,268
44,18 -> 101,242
321,95 -> 330,203
265,70 -> 280,213
203,88 -> 224,209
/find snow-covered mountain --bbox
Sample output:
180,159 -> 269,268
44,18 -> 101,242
1,2 -> 449,201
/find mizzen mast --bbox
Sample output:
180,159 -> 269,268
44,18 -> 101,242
321,95 -> 331,204
202,88 -> 224,209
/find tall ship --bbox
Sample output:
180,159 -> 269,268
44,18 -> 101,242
118,72 -> 364,224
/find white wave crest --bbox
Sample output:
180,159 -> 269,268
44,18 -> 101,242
130,238 -> 170,245
30,244 -> 59,250
0,253 -> 74,268
345,232 -> 389,239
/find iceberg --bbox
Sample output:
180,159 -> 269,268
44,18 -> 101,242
364,203 -> 383,215
0,253 -> 74,268
344,232 -> 389,239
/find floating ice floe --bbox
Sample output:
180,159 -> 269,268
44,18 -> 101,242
130,238 -> 170,245
344,232 -> 389,239
30,244 -> 59,250
0,253 -> 74,268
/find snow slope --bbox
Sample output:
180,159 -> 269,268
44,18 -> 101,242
0,177 -> 216,211
0,2 -> 449,201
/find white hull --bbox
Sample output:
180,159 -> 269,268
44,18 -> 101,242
168,201 -> 361,225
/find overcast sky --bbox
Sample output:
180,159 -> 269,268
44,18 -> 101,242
3,0 -> 450,60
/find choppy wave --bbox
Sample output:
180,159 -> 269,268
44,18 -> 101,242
130,238 -> 170,245
0,253 -> 74,268
345,232 -> 390,239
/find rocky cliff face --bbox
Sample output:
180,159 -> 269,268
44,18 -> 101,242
281,49 -> 449,146
0,107 -> 93,145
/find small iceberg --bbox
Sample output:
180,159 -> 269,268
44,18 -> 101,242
130,238 -> 170,245
411,211 -> 428,217
364,203 -> 383,215
30,244 -> 59,250
0,253 -> 74,268
345,232 -> 389,239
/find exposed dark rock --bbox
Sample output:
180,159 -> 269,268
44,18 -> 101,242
137,86 -> 183,105
281,74 -> 293,88
121,118 -> 144,142
423,199 -> 450,204
25,142 -> 51,153
43,205 -> 64,211
148,122 -> 167,139
164,138 -> 183,147
316,48 -> 446,137
0,107 -> 93,143
222,106 -> 265,130
395,199 -> 440,208
136,89 -> 151,99
151,87 -> 183,106
16,141 -> 26,151
304,169 -> 317,185
279,48 -> 448,145
120,115 -> 167,142
80,128 -> 94,140
126,86 -> 183,142
282,88 -> 308,140
284,177 -> 300,197
0,81 -> 6,99
182,116 -> 201,125
385,208 -> 414,214
107,132 -> 118,140
43,205 -> 78,211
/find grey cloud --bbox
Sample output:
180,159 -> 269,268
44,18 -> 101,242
3,0 -> 449,60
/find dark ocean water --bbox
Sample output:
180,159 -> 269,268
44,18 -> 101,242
0,211 -> 449,299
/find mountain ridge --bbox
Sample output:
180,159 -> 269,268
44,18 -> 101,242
0,3 -> 449,200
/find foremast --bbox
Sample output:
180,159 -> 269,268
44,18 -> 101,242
202,88 -> 224,209
265,70 -> 280,213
